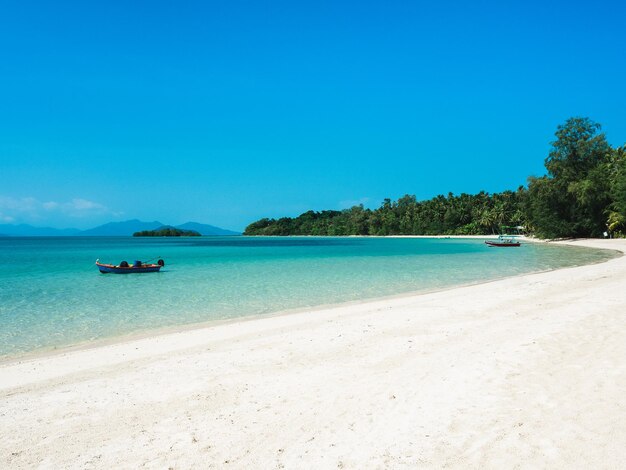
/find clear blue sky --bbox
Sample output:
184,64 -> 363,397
1,1 -> 625,231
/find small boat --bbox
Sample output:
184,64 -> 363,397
485,236 -> 520,247
96,259 -> 165,274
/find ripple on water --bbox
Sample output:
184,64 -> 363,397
0,236 -> 616,357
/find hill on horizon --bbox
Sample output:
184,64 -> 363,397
79,219 -> 164,236
175,222 -> 240,236
0,224 -> 82,237
0,220 -> 241,237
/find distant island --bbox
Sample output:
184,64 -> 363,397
133,227 -> 201,237
245,118 -> 626,239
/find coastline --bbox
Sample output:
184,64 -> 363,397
1,235 -> 616,365
2,238 -> 626,468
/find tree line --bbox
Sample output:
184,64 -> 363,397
244,118 -> 626,238
133,227 -> 201,237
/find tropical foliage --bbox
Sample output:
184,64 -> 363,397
525,118 -> 613,238
244,118 -> 626,238
133,227 -> 201,237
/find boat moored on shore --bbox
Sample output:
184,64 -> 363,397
485,236 -> 521,247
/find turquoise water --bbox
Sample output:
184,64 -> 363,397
0,236 -> 617,358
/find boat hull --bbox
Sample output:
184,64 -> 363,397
485,240 -> 520,247
96,262 -> 162,274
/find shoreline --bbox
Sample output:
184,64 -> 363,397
2,238 -> 626,468
1,236 -> 619,366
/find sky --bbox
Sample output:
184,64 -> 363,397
1,1 -> 626,231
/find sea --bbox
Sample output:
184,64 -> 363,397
0,236 -> 617,359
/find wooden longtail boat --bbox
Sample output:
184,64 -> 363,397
96,259 -> 165,273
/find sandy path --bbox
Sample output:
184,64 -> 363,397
1,239 -> 625,469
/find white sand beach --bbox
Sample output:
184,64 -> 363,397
1,238 -> 626,469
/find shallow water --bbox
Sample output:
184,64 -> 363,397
0,236 -> 617,357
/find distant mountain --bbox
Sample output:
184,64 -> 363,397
0,223 -> 81,237
175,222 -> 240,236
0,219 -> 240,237
79,219 -> 164,236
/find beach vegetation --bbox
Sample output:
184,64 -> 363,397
244,190 -> 526,236
244,118 -> 626,239
526,118 -> 614,238
607,146 -> 626,236
133,227 -> 201,237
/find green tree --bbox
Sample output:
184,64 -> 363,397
545,117 -> 610,180
527,117 -> 612,238
607,146 -> 626,235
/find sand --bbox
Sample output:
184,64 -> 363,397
1,238 -> 626,469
